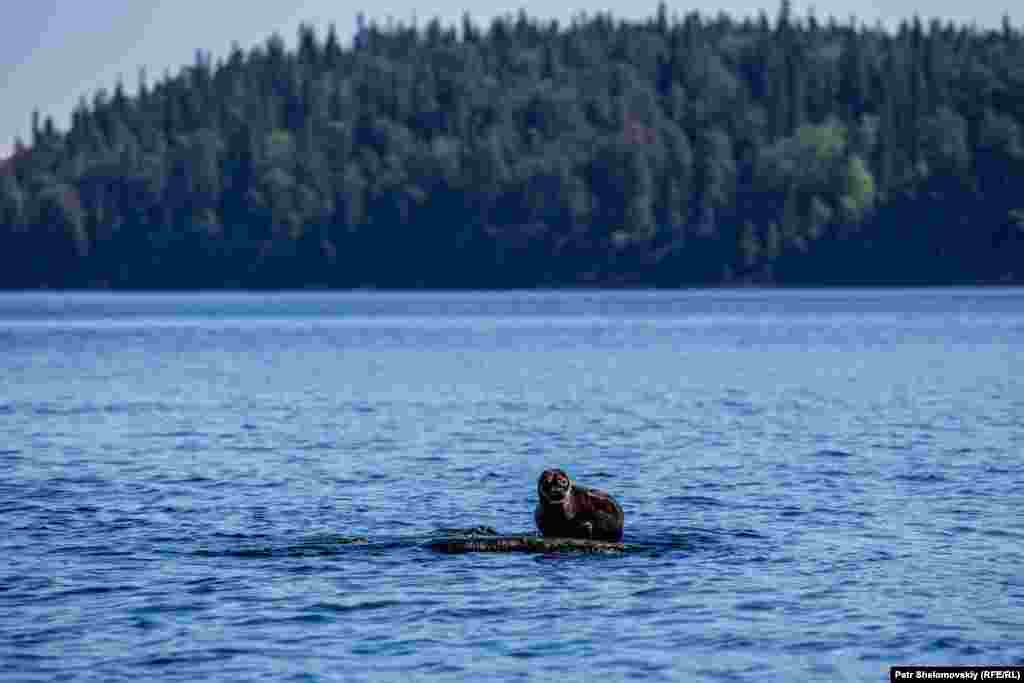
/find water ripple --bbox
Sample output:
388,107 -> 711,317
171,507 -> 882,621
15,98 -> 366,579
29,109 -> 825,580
3,289 -> 1023,682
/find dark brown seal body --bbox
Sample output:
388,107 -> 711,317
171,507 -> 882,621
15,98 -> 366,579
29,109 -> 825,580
534,468 -> 624,542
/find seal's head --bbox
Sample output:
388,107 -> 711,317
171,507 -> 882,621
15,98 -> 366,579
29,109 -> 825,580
538,468 -> 573,505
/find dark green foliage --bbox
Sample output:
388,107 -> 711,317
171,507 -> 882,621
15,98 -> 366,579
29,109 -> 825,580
2,7 -> 1023,288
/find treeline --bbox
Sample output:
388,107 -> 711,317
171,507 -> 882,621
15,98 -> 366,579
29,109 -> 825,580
2,3 -> 1023,288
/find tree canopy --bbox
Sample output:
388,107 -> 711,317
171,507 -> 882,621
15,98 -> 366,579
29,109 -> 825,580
2,6 -> 1023,288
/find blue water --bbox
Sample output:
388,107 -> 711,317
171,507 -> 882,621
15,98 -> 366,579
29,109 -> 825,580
1,289 -> 1022,682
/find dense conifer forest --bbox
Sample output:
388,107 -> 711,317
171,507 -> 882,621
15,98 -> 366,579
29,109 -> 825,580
2,3 -> 1023,288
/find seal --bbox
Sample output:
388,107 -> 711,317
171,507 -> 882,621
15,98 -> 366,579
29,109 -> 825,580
534,468 -> 624,542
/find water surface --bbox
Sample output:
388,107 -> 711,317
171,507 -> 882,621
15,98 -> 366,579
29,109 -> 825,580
1,289 -> 1022,681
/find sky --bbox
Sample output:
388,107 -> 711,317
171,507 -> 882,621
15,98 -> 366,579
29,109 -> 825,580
1,0 -> 1020,155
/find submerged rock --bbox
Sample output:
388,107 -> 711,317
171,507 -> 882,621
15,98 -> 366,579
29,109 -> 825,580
426,534 -> 628,554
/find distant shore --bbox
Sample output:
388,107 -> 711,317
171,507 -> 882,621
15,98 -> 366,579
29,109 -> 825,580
2,6 -> 1021,289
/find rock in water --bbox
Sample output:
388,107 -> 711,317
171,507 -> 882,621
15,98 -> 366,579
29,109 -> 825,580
426,534 -> 627,554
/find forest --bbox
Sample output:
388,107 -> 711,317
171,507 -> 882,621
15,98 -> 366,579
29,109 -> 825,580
1,3 -> 1023,288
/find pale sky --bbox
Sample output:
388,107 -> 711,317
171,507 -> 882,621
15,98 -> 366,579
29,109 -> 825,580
1,0 -> 1019,155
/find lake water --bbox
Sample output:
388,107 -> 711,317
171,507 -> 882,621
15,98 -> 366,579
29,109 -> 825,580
1,289 -> 1022,682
